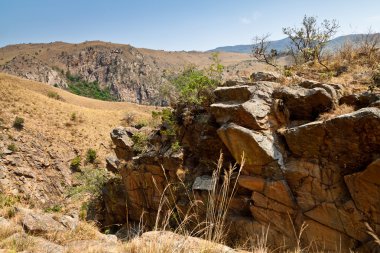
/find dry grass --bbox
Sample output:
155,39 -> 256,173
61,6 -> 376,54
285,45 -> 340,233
317,104 -> 355,121
0,73 -> 155,167
44,221 -> 101,245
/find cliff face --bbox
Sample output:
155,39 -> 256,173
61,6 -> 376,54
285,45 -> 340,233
0,41 -> 259,105
105,74 -> 380,252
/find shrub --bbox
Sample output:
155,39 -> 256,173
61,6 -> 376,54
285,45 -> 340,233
70,156 -> 82,171
7,143 -> 17,152
66,73 -> 117,101
67,168 -> 108,198
131,132 -> 148,153
171,141 -> 181,152
170,67 -> 219,105
86,149 -> 97,164
160,108 -> 176,136
44,204 -> 62,213
0,194 -> 18,209
70,112 -> 77,121
13,116 -> 24,130
47,91 -> 62,100
134,120 -> 147,129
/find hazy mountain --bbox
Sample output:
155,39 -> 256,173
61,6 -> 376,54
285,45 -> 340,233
208,34 -> 379,54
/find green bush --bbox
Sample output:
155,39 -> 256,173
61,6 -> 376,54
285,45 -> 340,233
7,143 -> 17,152
47,91 -> 62,100
70,156 -> 82,171
66,73 -> 117,101
86,149 -> 97,164
0,194 -> 19,209
13,116 -> 24,130
170,67 -> 219,105
70,112 -> 77,121
131,132 -> 148,153
171,141 -> 181,152
67,168 -> 108,198
44,204 -> 62,213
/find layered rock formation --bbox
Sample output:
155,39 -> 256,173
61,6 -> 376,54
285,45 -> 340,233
104,75 -> 380,252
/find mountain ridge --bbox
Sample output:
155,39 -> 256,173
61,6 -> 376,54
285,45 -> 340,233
208,33 -> 379,53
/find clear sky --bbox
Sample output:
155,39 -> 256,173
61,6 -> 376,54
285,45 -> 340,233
1,0 -> 380,51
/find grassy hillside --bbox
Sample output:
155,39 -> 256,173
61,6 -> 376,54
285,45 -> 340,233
0,73 -> 154,165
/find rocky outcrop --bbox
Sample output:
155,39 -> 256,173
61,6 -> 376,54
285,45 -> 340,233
0,55 -> 67,87
104,80 -> 380,252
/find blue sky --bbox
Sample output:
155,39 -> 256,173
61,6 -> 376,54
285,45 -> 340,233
1,0 -> 380,51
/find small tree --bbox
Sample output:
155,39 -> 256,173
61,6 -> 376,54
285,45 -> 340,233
252,34 -> 278,67
283,15 -> 339,69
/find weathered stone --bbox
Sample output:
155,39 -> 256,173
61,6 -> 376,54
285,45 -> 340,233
192,175 -> 215,191
345,159 -> 380,224
284,158 -> 347,211
217,123 -> 282,166
304,201 -> 368,242
106,156 -> 119,173
250,192 -> 295,238
57,214 -> 79,230
110,127 -> 134,160
250,71 -> 281,82
283,108 -> 380,173
20,210 -> 66,234
213,85 -> 255,103
273,86 -> 334,120
303,219 -> 356,252
263,180 -> 295,208
299,81 -> 344,101
340,92 -> 380,109
211,100 -> 271,130
237,175 -> 265,192
102,178 -> 127,227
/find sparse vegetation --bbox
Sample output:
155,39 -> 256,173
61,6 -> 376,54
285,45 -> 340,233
13,116 -> 24,130
47,91 -> 63,100
70,156 -> 82,171
44,204 -> 63,213
169,53 -> 223,106
86,148 -> 97,164
67,168 -> 108,198
7,143 -> 17,152
283,15 -> 339,69
66,73 -> 117,101
131,132 -> 149,153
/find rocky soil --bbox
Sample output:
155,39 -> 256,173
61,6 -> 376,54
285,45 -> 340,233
102,72 -> 380,252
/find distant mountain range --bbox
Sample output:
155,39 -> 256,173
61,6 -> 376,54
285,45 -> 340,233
208,34 -> 379,54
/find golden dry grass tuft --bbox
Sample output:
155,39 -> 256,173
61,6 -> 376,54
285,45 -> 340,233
317,104 -> 355,121
44,221 -> 101,245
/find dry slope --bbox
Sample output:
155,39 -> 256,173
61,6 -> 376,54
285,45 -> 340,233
0,73 -> 155,205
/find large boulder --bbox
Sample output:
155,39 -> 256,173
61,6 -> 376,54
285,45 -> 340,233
20,210 -> 66,235
211,82 -> 278,130
273,86 -> 334,120
344,159 -> 380,226
283,107 -> 380,173
217,123 -> 282,167
340,92 -> 380,109
110,127 -> 135,160
250,71 -> 281,82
